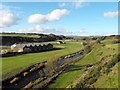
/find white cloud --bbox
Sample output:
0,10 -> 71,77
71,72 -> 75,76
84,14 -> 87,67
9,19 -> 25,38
18,25 -> 72,35
74,0 -> 87,9
28,14 -> 47,24
58,1 -> 85,9
0,10 -> 19,28
79,29 -> 86,33
28,9 -> 69,24
74,2 -> 84,9
104,11 -> 119,17
58,3 -> 66,7
18,25 -> 43,33
0,4 -> 20,10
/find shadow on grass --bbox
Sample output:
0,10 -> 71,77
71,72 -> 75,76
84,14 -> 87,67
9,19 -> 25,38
1,47 -> 64,58
64,65 -> 86,72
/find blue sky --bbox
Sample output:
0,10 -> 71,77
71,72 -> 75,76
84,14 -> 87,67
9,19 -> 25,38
0,2 -> 118,36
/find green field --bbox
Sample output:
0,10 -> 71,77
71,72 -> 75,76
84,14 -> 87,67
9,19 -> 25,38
2,41 -> 83,80
0,34 -> 40,38
48,40 -> 119,88
93,61 -> 119,88
2,38 -> 119,88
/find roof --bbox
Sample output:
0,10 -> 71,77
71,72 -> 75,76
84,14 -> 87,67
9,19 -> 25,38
11,43 -> 51,49
57,41 -> 64,43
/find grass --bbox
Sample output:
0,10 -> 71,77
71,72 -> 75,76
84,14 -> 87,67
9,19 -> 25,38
48,64 -> 85,88
0,58 -> 1,84
48,42 -> 119,88
2,38 -> 119,88
101,39 -> 118,44
0,34 -> 40,38
2,41 -> 83,80
93,61 -> 119,88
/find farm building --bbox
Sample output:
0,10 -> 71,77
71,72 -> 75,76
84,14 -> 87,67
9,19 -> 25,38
57,41 -> 66,44
10,43 -> 53,53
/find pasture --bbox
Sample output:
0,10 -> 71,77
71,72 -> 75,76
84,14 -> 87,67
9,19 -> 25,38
48,42 -> 119,88
2,41 -> 83,80
93,61 -> 119,88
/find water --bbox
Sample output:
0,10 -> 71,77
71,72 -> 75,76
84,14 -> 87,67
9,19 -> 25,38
3,53 -> 84,88
42,53 -> 84,75
57,53 -> 84,66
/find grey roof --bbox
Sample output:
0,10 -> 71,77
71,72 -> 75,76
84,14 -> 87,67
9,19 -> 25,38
12,43 -> 51,49
15,44 -> 26,48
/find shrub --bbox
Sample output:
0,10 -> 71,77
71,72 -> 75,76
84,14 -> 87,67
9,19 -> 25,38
104,69 -> 112,74
10,77 -> 19,84
95,39 -> 101,44
97,52 -> 103,56
46,54 -> 60,72
24,82 -> 33,88
112,39 -> 120,44
23,72 -> 28,77
29,67 -> 36,72
84,45 -> 92,54
82,41 -> 88,46
105,54 -> 119,69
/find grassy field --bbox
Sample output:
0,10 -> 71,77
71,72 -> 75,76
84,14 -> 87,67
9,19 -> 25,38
93,61 -> 119,88
48,41 -> 119,88
2,41 -> 83,80
48,63 -> 85,88
0,34 -> 40,38
101,39 -> 118,44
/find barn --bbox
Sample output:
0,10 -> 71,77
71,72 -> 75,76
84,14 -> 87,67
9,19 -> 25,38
57,41 -> 66,44
10,43 -> 53,53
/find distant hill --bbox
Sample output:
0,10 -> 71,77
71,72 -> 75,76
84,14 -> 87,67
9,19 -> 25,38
0,32 -> 72,45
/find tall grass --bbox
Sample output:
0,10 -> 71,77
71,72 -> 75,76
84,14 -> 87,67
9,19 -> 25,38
46,54 -> 61,72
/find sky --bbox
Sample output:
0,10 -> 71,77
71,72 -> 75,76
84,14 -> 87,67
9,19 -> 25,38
0,2 -> 119,36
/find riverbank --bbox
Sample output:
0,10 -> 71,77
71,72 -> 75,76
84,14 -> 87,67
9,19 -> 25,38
47,42 -> 119,88
2,48 -> 84,88
2,41 -> 84,81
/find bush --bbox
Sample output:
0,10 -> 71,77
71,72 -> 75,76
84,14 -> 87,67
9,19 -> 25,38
95,39 -> 101,44
112,39 -> 120,44
10,77 -> 19,84
46,54 -> 60,72
105,54 -> 119,68
29,67 -> 36,72
82,41 -> 88,46
23,72 -> 28,77
24,82 -> 33,88
84,45 -> 92,54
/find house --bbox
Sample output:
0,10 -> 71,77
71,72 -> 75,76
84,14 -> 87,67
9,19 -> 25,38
57,41 -> 66,44
10,43 -> 53,53
11,43 -> 26,52
41,44 -> 47,51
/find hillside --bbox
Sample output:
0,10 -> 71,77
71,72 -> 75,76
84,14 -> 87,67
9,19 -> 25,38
0,32 -> 71,45
2,35 -> 120,89
48,38 -> 119,88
